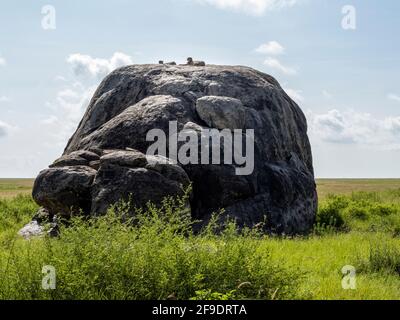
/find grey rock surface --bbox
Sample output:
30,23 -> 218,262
32,64 -> 317,234
18,221 -> 44,239
18,208 -> 60,239
196,96 -> 246,130
33,166 -> 97,216
90,149 -> 190,215
49,150 -> 100,169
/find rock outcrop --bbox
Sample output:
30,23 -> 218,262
29,63 -> 317,234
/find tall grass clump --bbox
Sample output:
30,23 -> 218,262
0,195 -> 37,232
358,242 -> 400,275
0,194 -> 304,300
0,195 -> 38,246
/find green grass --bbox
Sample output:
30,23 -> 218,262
0,196 -> 302,300
0,180 -> 400,300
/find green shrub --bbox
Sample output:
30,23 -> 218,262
315,191 -> 400,234
343,203 -> 369,221
369,203 -> 398,217
0,195 -> 303,300
315,195 -> 348,232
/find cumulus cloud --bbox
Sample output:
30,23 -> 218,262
194,0 -> 299,15
256,41 -> 296,76
0,120 -> 14,138
384,117 -> 400,135
67,52 -> 133,79
255,41 -> 285,55
307,109 -> 400,149
57,84 -> 95,120
43,83 -> 96,143
0,52 -> 134,177
42,51 -> 133,143
263,57 -> 296,75
388,93 -> 400,103
284,88 -> 304,104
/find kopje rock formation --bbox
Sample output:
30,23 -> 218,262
28,59 -> 318,235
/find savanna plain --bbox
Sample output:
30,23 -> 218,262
0,178 -> 400,300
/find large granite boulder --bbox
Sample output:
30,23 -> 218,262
31,64 -> 317,234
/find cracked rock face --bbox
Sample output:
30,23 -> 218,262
31,64 -> 317,234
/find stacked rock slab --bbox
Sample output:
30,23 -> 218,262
31,64 -> 317,234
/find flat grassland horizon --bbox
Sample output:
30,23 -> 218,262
2,178 -> 400,200
1,178 -> 400,300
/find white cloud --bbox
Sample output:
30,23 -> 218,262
384,117 -> 400,135
0,56 -> 5,66
0,96 -> 11,103
284,88 -> 304,104
55,75 -> 68,82
256,41 -> 296,77
0,120 -> 16,138
40,115 -> 58,125
44,83 -> 97,143
0,52 -> 134,177
0,122 -> 8,137
43,51 -> 133,144
263,57 -> 296,75
67,52 -> 133,80
255,41 -> 285,55
56,85 -> 95,122
322,90 -> 333,99
194,0 -> 299,15
307,109 -> 400,150
388,93 -> 400,103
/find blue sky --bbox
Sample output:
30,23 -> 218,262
0,0 -> 400,178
